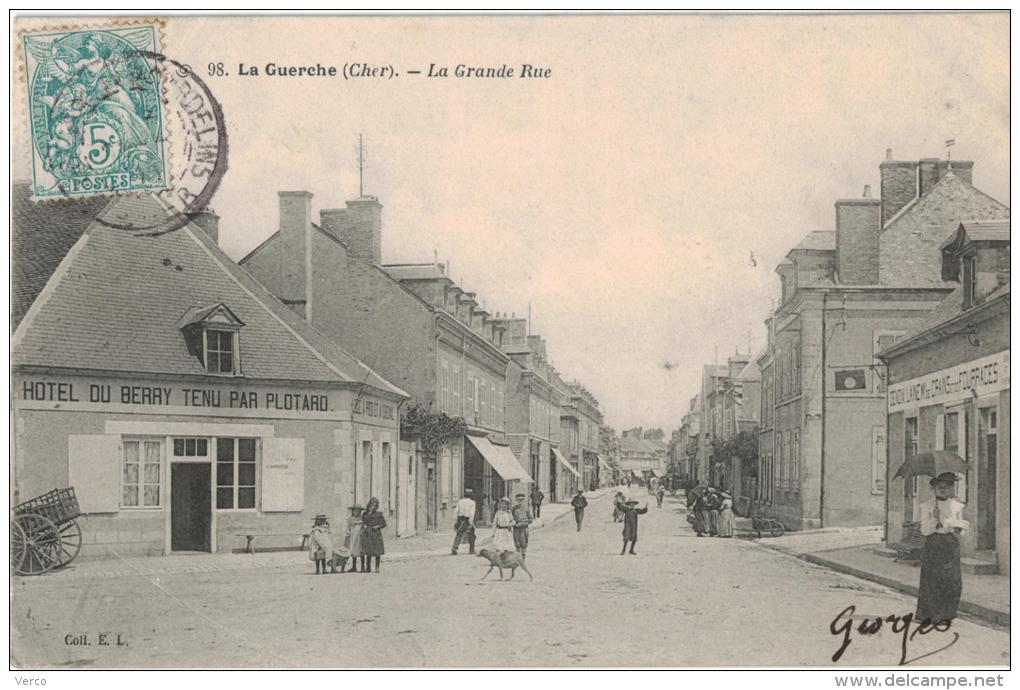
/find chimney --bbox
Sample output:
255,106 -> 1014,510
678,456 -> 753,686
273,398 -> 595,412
278,191 -> 313,317
319,195 -> 383,265
189,209 -> 219,244
502,318 -> 528,347
939,158 -> 974,185
727,353 -> 749,379
835,191 -> 882,285
879,151 -> 918,226
918,158 -> 941,198
527,335 -> 548,360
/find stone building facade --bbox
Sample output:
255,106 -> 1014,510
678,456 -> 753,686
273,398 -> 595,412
880,220 -> 1010,574
241,191 -> 525,531
757,154 -> 1008,530
12,186 -> 406,559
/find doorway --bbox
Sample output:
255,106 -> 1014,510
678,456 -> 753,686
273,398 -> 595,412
977,407 -> 998,551
426,464 -> 438,532
171,463 -> 211,552
549,451 -> 558,503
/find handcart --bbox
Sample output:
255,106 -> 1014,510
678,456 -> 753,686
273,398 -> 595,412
11,487 -> 83,575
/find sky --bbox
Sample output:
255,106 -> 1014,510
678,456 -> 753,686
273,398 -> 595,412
12,13 -> 1010,433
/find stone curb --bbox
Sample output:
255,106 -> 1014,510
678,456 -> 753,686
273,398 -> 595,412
753,540 -> 1010,628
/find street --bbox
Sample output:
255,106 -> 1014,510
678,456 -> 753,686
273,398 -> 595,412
11,490 -> 1009,668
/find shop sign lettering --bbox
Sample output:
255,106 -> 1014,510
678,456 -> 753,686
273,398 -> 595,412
887,350 -> 1010,413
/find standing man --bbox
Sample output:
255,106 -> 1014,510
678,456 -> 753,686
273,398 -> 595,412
530,486 -> 545,518
511,493 -> 533,561
451,488 -> 477,555
655,483 -> 666,509
570,489 -> 588,532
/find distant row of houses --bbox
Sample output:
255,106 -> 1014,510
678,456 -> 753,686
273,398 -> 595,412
668,151 -> 1010,575
11,181 -> 616,559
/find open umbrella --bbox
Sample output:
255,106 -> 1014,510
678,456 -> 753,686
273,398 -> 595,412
689,485 -> 710,499
893,450 -> 968,480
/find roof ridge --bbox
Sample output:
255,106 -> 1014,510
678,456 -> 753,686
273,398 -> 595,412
149,196 -> 407,396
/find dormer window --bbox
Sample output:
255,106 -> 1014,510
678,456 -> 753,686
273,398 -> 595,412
178,303 -> 245,376
206,329 -> 235,373
962,254 -> 978,309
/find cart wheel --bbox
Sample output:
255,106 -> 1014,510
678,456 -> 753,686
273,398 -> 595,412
770,522 -> 785,538
11,520 -> 27,574
14,513 -> 62,575
54,519 -> 83,568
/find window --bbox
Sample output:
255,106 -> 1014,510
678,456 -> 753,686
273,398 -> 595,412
440,359 -> 450,413
452,368 -> 461,415
473,378 -> 480,415
905,417 -> 919,500
791,430 -> 800,490
206,330 -> 234,374
174,437 -> 209,457
792,340 -> 801,394
216,437 -> 257,509
122,439 -> 162,508
944,411 -> 959,454
963,254 -> 978,307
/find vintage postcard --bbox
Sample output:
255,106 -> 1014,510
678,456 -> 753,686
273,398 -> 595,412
9,12 -> 1010,674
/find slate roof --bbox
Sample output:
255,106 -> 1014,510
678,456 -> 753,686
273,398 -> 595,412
883,282 -> 1010,356
11,183 -> 112,329
12,192 -> 406,396
383,263 -> 450,282
736,358 -> 761,382
879,173 -> 1010,288
791,230 -> 836,252
619,435 -> 658,455
946,219 -> 1010,244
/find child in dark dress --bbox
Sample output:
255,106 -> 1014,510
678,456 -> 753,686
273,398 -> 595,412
360,497 -> 387,573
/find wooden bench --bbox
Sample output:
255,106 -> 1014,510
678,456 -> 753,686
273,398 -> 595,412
237,533 -> 309,554
890,524 -> 926,563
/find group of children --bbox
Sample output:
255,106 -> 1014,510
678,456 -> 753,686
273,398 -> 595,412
308,496 -> 387,575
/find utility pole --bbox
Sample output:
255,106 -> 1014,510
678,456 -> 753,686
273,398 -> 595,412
356,133 -> 366,196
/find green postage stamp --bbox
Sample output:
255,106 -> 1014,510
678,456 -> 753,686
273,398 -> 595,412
22,25 -> 167,199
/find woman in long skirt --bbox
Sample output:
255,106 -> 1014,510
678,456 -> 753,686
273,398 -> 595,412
916,473 -> 968,624
718,492 -> 735,537
492,497 -> 515,552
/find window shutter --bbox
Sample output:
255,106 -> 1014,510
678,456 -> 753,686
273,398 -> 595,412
261,437 -> 305,512
935,414 -> 945,451
68,434 -> 121,513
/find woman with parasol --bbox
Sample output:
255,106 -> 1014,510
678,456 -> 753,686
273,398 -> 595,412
894,451 -> 969,625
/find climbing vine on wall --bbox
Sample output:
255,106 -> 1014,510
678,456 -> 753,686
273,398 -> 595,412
401,403 -> 468,456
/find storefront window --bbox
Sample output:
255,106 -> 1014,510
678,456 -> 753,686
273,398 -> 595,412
216,437 -> 257,509
122,438 -> 162,508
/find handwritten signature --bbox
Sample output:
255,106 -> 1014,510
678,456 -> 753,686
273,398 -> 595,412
830,605 -> 959,665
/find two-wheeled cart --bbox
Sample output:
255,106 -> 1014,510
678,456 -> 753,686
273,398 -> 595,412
11,488 -> 83,575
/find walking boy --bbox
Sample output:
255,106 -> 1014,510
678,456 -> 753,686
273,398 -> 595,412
618,499 -> 649,555
511,493 -> 533,560
570,489 -> 588,532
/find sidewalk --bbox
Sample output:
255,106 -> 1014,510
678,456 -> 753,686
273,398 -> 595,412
25,488 -> 613,582
749,526 -> 1009,627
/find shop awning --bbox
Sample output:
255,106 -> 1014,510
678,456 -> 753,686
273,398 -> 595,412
597,454 -> 612,472
466,435 -> 533,483
631,470 -> 643,480
552,447 -> 582,479
650,469 -> 661,478
642,470 -> 656,479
